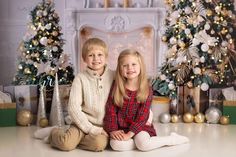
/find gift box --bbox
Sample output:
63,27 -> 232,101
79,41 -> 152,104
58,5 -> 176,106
3,85 -> 15,102
170,86 -> 184,115
223,101 -> 236,124
0,103 -> 16,127
183,86 -> 209,115
209,88 -> 225,112
151,96 -> 170,122
14,85 -> 38,124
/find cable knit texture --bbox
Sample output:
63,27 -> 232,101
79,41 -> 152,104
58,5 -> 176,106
68,66 -> 114,135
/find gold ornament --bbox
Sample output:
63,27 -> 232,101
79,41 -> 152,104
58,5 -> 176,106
162,36 -> 167,42
17,110 -> 33,126
187,81 -> 193,88
171,114 -> 179,123
220,116 -> 230,125
32,40 -> 39,46
52,31 -> 58,36
39,118 -> 49,128
194,113 -> 205,123
183,112 -> 194,123
24,68 -> 31,74
206,9 -> 213,16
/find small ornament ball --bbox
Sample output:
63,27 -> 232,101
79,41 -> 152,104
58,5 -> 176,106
183,112 -> 194,123
220,116 -> 230,125
39,118 -> 49,128
194,113 -> 205,123
171,114 -> 179,123
17,110 -> 33,126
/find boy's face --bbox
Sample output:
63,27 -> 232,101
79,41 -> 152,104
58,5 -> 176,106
85,46 -> 107,74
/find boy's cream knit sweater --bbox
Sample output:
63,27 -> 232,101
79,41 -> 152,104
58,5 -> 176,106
68,66 -> 114,135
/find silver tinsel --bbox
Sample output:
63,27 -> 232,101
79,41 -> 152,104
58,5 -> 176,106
49,73 -> 65,127
36,85 -> 46,126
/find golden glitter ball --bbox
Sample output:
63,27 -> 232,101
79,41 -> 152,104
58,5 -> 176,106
183,112 -> 194,123
17,110 -> 33,126
171,114 -> 179,123
39,118 -> 49,128
206,9 -> 213,16
220,116 -> 230,125
194,113 -> 205,123
162,36 -> 167,42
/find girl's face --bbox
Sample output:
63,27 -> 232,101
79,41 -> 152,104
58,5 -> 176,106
120,55 -> 141,81
85,47 -> 106,75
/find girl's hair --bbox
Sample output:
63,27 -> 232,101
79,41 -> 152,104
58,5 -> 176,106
113,49 -> 149,107
82,38 -> 108,61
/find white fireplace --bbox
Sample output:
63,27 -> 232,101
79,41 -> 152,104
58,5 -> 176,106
64,6 -> 166,76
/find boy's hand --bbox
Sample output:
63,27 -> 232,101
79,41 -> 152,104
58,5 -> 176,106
101,129 -> 108,137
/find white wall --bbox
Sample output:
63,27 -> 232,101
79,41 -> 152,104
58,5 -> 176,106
0,0 -> 166,85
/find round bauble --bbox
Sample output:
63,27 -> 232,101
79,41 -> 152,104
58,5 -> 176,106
171,114 -> 179,123
159,113 -> 171,123
183,112 -> 194,123
205,107 -> 222,124
219,116 -> 230,125
194,113 -> 205,123
17,110 -> 33,126
39,118 -> 49,128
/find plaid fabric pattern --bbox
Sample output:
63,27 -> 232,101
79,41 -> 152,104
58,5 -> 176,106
104,86 -> 156,136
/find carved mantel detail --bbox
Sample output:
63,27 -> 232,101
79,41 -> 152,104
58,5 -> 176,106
105,15 -> 129,33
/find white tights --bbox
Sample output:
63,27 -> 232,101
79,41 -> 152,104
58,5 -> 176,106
110,131 -> 189,151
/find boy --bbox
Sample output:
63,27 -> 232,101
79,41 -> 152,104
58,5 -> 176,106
35,38 -> 114,151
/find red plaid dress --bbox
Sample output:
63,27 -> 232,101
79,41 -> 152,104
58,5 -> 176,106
103,86 -> 156,136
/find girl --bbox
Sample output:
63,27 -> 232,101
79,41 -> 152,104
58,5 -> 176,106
103,49 -> 189,151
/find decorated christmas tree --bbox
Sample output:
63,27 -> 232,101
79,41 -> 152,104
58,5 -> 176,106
152,0 -> 236,98
13,0 -> 74,88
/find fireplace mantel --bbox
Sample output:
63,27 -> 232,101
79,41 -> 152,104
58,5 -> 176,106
64,8 -> 166,74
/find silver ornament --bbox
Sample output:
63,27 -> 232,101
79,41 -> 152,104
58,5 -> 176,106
205,107 -> 222,124
159,113 -> 171,123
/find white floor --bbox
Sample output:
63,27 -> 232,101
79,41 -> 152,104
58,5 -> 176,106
0,123 -> 236,157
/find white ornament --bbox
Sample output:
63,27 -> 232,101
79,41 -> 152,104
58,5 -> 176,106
200,56 -> 205,63
170,37 -> 177,44
185,29 -> 191,35
160,74 -> 167,81
45,24 -> 51,30
184,7 -> 192,14
168,83 -> 175,90
193,67 -> 201,74
52,46 -> 58,52
221,41 -> 228,47
201,44 -> 209,52
40,37 -> 48,46
204,23 -> 210,30
43,10 -> 48,16
201,83 -> 209,91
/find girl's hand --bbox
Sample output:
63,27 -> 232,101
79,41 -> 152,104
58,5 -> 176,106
110,130 -> 125,140
101,129 -> 108,137
122,131 -> 135,141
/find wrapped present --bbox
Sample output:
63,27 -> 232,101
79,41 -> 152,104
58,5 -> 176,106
183,86 -> 209,115
151,96 -> 170,122
14,85 -> 38,124
44,84 -> 72,116
223,101 -> 236,124
209,88 -> 225,112
170,86 -> 184,115
3,85 -> 15,102
0,103 -> 16,126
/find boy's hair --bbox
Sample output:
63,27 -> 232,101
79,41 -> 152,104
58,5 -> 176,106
82,38 -> 108,61
113,49 -> 149,106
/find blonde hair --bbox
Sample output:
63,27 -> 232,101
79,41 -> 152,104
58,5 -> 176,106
82,38 -> 108,61
113,49 -> 149,107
